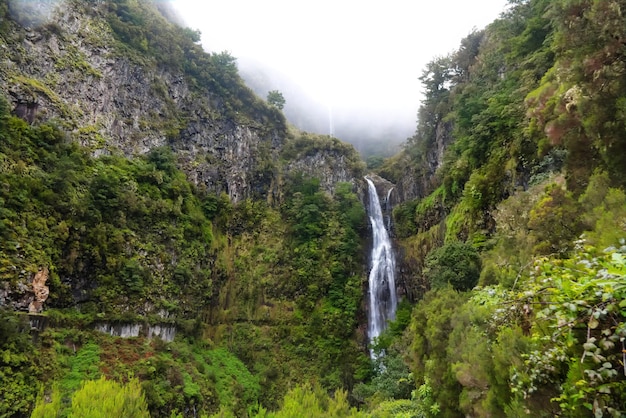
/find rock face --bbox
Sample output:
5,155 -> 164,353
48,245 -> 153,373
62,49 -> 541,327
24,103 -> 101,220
392,120 -> 453,203
0,1 -> 361,204
28,267 -> 49,313
1,1 -> 277,202
286,147 -> 365,197
365,174 -> 396,210
95,322 -> 176,342
0,267 -> 49,312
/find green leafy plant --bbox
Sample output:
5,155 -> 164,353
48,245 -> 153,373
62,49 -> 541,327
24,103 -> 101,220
510,243 -> 626,416
424,242 -> 481,291
33,376 -> 150,418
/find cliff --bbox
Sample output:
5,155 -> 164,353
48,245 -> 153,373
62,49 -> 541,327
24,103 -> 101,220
0,0 -> 366,316
0,0 -> 361,204
0,3 -> 373,414
3,0 -> 626,416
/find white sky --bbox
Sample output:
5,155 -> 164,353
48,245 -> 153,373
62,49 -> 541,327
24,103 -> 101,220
172,0 -> 508,131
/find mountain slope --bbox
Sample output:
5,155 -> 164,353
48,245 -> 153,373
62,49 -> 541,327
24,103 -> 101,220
0,1 -> 370,416
374,0 -> 626,416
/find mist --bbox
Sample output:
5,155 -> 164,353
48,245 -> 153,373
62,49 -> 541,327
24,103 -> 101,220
7,0 -> 66,28
171,0 -> 509,158
238,57 -> 410,158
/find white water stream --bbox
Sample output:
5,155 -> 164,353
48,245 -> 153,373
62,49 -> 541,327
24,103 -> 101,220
365,177 -> 397,354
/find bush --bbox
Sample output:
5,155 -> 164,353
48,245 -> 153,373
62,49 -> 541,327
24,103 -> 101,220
424,242 -> 481,291
33,376 -> 150,418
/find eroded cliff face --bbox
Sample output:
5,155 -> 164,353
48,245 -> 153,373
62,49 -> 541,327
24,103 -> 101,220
1,2 -> 277,202
365,174 -> 395,209
393,120 -> 453,204
0,0 -> 360,205
285,144 -> 365,198
0,267 -> 48,313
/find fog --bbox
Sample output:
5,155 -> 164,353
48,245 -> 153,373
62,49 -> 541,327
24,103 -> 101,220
7,0 -> 67,28
171,0 -> 509,157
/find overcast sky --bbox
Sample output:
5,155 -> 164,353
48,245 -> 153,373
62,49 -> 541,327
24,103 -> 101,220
172,0 -> 509,137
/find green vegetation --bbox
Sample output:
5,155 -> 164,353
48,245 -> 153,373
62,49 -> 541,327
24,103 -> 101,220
423,242 -> 481,291
101,0 -> 286,128
0,309 -> 42,417
0,108 -> 215,315
0,88 -> 368,416
266,90 -> 285,110
254,384 -> 366,418
32,376 -> 150,418
402,244 -> 626,417
374,0 -> 626,416
1,0 -> 626,416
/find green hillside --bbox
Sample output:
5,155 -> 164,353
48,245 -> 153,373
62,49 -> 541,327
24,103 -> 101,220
0,0 -> 625,417
378,0 -> 626,416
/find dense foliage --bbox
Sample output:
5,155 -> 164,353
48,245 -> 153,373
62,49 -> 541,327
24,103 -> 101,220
0,92 -> 370,416
0,309 -> 42,417
1,0 -> 626,416
423,242 -> 481,291
31,376 -> 150,418
0,106 -> 215,316
403,244 -> 626,417
375,0 -> 626,416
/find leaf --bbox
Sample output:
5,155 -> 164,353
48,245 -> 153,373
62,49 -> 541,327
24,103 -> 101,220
599,338 -> 615,350
611,252 -> 625,266
588,317 -> 599,329
583,340 -> 597,351
594,403 -> 603,418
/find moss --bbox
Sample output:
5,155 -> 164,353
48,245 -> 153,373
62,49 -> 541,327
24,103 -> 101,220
75,124 -> 107,150
413,185 -> 449,234
10,75 -> 76,120
444,201 -> 472,243
53,45 -> 102,79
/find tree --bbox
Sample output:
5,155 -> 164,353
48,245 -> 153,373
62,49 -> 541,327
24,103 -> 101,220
182,27 -> 201,43
32,376 -> 150,418
0,310 -> 41,417
527,184 -> 582,255
267,90 -> 285,110
508,244 -> 626,416
424,241 -> 481,291
258,383 -> 365,417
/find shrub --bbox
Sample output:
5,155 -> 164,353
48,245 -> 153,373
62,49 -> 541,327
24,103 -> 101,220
424,242 -> 481,291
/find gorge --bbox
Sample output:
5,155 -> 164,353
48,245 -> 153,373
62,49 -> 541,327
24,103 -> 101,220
1,0 -> 626,417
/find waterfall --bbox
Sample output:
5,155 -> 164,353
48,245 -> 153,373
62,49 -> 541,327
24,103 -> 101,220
365,177 -> 397,354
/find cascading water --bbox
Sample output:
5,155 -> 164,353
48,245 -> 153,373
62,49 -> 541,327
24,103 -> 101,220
365,177 -> 397,355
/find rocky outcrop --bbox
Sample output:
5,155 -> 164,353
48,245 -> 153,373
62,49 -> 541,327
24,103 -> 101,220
1,3 -> 279,202
94,322 -> 176,341
365,173 -> 395,207
391,120 -> 453,204
0,267 -> 49,312
28,267 -> 49,313
286,149 -> 364,196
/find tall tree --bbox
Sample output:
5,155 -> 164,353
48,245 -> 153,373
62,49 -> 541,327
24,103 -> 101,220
267,90 -> 285,110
